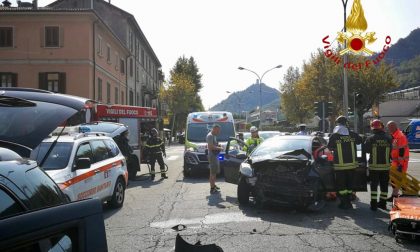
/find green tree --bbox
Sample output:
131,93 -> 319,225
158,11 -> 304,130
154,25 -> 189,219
170,56 -> 203,92
280,66 -> 311,123
159,73 -> 196,132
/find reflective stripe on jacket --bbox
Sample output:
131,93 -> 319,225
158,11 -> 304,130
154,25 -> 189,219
327,132 -> 361,170
145,137 -> 165,154
364,130 -> 392,170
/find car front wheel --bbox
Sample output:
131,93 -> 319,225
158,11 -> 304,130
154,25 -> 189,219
109,177 -> 125,208
237,176 -> 250,205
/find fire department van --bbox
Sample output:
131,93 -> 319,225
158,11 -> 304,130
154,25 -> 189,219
30,132 -> 128,208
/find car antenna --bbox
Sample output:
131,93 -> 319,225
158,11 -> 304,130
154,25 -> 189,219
39,121 -> 67,167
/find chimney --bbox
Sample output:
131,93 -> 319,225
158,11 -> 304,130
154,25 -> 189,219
32,0 -> 37,9
2,0 -> 12,7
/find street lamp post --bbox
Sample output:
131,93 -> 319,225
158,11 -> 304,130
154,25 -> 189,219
238,65 -> 282,130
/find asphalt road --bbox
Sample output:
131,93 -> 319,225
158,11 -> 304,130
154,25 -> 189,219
104,144 -> 420,252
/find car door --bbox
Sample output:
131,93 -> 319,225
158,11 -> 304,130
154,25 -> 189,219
72,141 -> 97,201
224,137 -> 247,184
89,140 -> 113,200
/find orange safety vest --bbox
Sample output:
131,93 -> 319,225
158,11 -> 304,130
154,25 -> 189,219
390,129 -> 409,171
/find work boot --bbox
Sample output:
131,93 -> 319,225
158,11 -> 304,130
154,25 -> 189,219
161,173 -> 168,179
345,195 -> 354,209
338,195 -> 346,209
378,200 -> 387,210
370,200 -> 377,211
150,174 -> 155,181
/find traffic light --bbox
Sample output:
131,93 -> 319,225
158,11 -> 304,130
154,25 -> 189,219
355,93 -> 363,106
326,102 -> 333,116
314,102 -> 322,117
348,107 -> 354,116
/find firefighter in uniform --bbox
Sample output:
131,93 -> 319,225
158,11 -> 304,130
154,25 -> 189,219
386,121 -> 409,201
243,126 -> 263,155
327,116 -> 362,209
364,120 -> 392,210
145,128 -> 167,180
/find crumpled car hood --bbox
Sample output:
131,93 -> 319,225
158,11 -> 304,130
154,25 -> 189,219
250,149 -> 312,165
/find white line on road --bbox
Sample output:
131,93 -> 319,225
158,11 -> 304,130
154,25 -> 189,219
409,159 -> 420,163
150,212 -> 261,229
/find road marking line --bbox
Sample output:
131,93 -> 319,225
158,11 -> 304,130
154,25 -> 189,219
150,212 -> 261,229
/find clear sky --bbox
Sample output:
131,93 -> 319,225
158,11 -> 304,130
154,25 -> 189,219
38,0 -> 420,109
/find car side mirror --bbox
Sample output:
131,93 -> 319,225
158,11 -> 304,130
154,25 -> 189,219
74,158 -> 91,170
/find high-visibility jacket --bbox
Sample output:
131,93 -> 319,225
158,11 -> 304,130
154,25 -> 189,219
327,131 -> 362,170
390,129 -> 409,172
364,130 -> 392,170
243,137 -> 263,154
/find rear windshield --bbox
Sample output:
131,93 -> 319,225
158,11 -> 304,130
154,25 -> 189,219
187,122 -> 235,142
31,142 -> 73,170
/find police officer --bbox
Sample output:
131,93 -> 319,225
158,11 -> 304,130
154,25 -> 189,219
145,128 -> 167,180
364,120 -> 392,210
327,116 -> 362,209
387,121 -> 409,201
243,126 -> 263,155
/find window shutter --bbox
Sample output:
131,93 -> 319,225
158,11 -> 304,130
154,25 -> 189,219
59,27 -> 64,47
11,73 -> 17,87
40,27 -> 45,47
59,72 -> 66,93
39,72 -> 47,90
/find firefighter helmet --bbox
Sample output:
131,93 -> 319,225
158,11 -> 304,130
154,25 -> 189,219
370,119 -> 383,130
250,126 -> 258,133
335,116 -> 347,125
151,128 -> 158,136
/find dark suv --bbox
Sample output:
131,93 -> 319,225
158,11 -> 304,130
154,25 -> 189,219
0,88 -> 107,251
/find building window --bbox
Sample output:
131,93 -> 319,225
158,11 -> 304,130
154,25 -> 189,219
129,90 -> 134,105
45,26 -> 60,47
97,78 -> 102,102
120,59 -> 125,74
136,92 -> 140,106
0,27 -> 13,47
106,45 -> 111,63
115,52 -> 119,70
97,36 -> 103,56
39,72 -> 66,93
106,82 -> 111,104
129,58 -> 133,77
121,91 -> 124,105
141,49 -> 145,66
0,73 -> 17,87
115,87 -> 119,104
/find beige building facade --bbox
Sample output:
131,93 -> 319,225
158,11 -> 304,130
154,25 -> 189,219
1,1 -> 162,108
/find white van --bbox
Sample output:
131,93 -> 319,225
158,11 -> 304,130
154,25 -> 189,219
183,112 -> 235,176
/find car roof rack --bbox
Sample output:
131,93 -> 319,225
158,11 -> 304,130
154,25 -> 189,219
73,132 -> 109,140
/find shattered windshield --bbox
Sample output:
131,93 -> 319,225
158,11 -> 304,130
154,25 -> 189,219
250,137 -> 311,159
